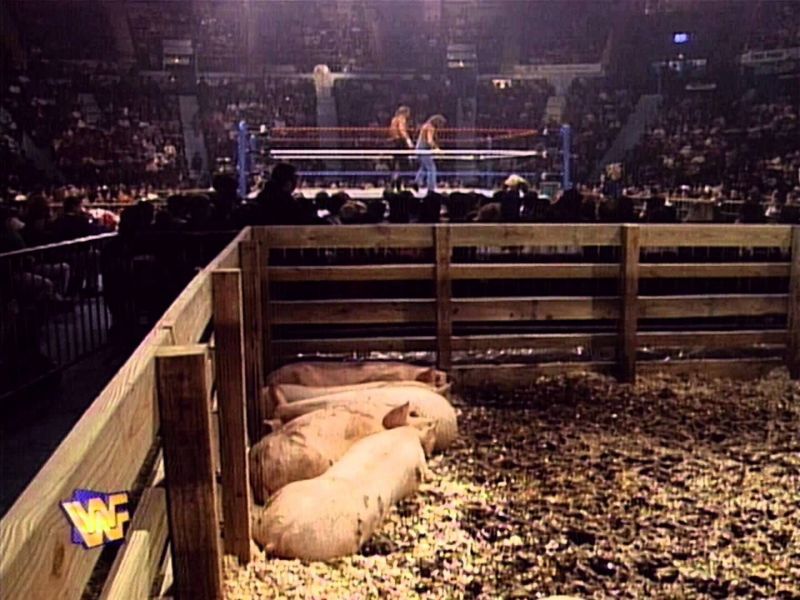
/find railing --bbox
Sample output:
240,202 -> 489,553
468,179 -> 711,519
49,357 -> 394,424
0,230 -> 237,399
0,223 -> 797,600
0,234 -> 116,398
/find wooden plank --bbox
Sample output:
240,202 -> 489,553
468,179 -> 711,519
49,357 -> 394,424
240,241 -> 265,439
639,262 -> 790,279
272,299 -> 435,324
639,295 -> 787,318
638,358 -> 784,379
98,488 -> 168,600
618,225 -> 640,381
452,297 -> 619,321
272,297 -> 620,324
156,345 -> 223,600
453,333 -> 617,351
258,224 -> 790,250
273,333 -> 617,356
450,224 -> 621,247
639,224 -> 791,248
268,262 -> 790,282
211,270 -> 252,563
260,224 -> 433,249
154,544 -> 173,599
0,327 -> 169,600
271,330 -> 785,357
452,358 -> 783,388
451,263 -> 619,279
272,295 -> 787,324
151,453 -> 165,487
261,246 -> 273,379
268,264 -> 433,281
787,227 -> 800,378
639,330 -> 787,348
273,336 -> 436,355
435,226 -> 452,370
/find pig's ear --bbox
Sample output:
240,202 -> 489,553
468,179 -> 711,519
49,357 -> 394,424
382,402 -> 410,429
417,419 -> 437,457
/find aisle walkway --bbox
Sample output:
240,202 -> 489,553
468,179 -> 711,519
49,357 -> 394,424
0,346 -> 127,516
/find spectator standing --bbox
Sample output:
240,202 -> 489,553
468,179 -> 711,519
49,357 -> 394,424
52,196 -> 93,241
254,163 -> 315,225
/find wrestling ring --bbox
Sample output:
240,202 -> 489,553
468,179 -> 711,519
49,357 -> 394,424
233,123 -> 574,198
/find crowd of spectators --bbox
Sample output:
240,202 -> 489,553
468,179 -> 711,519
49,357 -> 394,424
476,79 -> 553,130
127,0 -> 194,70
194,3 -> 246,73
263,0 -> 379,72
0,106 -> 40,193
565,77 -> 635,182
57,76 -> 186,187
744,0 -> 800,52
625,88 -> 800,199
373,3 -> 443,72
334,76 -> 457,128
199,77 -> 316,169
7,0 -> 116,61
2,60 -> 188,190
519,1 -> 613,65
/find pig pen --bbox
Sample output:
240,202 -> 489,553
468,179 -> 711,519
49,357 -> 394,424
225,369 -> 799,599
5,223 -> 799,600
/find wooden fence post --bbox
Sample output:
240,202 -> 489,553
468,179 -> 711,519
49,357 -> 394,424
239,240 -> 264,443
618,225 -> 640,382
435,225 -> 452,371
211,269 -> 252,564
156,345 -> 223,600
787,226 -> 800,378
262,245 -> 273,378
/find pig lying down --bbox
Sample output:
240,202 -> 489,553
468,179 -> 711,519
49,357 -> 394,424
273,385 -> 458,452
270,379 -> 452,404
249,403 -> 433,503
266,360 -> 448,388
252,425 -> 434,561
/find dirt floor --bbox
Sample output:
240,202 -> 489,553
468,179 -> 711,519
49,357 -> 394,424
225,369 -> 800,599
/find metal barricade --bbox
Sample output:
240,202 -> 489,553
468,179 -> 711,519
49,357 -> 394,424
0,230 -> 237,399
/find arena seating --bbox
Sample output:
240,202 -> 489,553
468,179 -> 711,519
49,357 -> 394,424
744,0 -> 800,51
565,78 -> 634,183
476,79 -> 553,129
2,0 -> 800,230
200,78 -> 316,168
334,77 -> 457,127
518,1 -> 614,65
626,89 -> 800,197
263,1 -> 379,72
7,0 -> 117,61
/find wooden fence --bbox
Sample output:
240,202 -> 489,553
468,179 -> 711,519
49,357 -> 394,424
0,228 -> 257,600
256,223 -> 799,385
0,223 -> 798,600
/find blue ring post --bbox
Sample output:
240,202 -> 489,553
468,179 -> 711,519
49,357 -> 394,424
237,120 -> 249,199
560,124 -> 572,191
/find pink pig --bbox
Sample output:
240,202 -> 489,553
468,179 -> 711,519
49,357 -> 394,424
250,403 -> 431,503
252,425 -> 434,561
273,385 -> 458,452
266,361 -> 448,388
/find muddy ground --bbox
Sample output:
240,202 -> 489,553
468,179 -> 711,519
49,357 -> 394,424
226,369 -> 800,599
